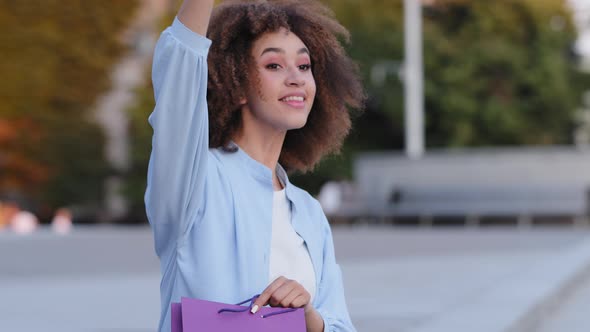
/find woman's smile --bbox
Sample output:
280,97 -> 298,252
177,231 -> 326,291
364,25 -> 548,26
279,93 -> 307,109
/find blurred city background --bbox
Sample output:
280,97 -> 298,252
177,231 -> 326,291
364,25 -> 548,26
2,0 -> 590,331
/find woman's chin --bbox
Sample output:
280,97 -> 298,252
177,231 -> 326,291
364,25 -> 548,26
287,118 -> 309,130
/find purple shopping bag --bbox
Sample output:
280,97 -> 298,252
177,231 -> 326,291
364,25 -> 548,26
171,302 -> 183,332
171,295 -> 306,332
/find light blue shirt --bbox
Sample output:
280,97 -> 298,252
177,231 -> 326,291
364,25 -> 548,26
145,18 -> 356,332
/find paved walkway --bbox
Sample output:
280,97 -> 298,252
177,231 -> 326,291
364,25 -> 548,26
535,261 -> 590,332
1,226 -> 589,332
341,228 -> 590,332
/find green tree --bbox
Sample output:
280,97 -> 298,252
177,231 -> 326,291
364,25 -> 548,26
423,0 -> 585,146
0,1 -> 137,217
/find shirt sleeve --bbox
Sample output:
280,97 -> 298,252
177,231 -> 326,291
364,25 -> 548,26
315,214 -> 358,332
145,17 -> 212,256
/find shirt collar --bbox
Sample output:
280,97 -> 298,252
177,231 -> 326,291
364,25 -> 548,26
226,142 -> 300,212
227,142 -> 273,186
276,163 -> 300,214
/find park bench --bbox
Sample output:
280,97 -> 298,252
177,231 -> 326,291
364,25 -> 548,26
330,147 -> 590,226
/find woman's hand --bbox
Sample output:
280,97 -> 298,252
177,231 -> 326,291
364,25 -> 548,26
251,276 -> 311,312
251,276 -> 324,332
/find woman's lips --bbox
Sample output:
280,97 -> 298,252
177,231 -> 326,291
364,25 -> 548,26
279,95 -> 306,109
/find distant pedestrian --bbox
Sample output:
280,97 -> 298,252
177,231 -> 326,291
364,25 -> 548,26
4,201 -> 38,235
51,207 -> 73,235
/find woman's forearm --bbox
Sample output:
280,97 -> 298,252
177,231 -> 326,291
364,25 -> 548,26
178,0 -> 214,35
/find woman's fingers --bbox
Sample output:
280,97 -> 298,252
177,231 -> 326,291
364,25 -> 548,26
251,276 -> 310,313
280,285 -> 310,308
251,276 -> 287,313
269,279 -> 297,306
291,294 -> 310,309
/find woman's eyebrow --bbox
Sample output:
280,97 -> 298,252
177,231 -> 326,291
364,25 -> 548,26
260,47 -> 310,56
298,48 -> 310,55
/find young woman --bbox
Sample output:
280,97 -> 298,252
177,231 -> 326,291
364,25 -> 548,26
145,1 -> 364,331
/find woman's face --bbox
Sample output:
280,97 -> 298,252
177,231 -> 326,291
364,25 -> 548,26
242,28 -> 316,133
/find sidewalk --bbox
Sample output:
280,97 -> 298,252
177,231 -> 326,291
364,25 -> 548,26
339,227 -> 590,332
1,226 -> 589,332
536,263 -> 590,332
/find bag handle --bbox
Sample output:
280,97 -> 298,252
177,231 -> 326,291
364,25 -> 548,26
217,294 -> 297,318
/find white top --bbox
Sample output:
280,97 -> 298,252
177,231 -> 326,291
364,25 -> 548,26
269,188 -> 317,303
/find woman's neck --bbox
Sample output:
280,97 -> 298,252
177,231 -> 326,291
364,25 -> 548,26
233,124 -> 286,191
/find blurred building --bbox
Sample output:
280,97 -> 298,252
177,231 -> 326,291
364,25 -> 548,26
93,0 -> 170,222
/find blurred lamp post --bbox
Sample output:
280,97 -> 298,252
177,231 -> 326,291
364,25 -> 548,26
404,0 -> 425,159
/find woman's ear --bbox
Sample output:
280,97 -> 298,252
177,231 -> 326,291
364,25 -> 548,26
239,97 -> 247,105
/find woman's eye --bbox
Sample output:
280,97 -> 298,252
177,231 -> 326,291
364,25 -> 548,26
266,64 -> 280,70
299,64 -> 311,71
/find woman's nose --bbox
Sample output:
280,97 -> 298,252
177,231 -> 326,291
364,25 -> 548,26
285,67 -> 305,86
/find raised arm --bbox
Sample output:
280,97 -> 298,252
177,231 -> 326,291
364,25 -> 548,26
178,0 -> 214,36
145,0 -> 214,257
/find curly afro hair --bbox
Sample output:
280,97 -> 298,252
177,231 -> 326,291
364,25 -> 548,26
206,0 -> 365,172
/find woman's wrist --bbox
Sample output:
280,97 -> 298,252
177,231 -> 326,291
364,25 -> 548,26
304,305 -> 325,332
